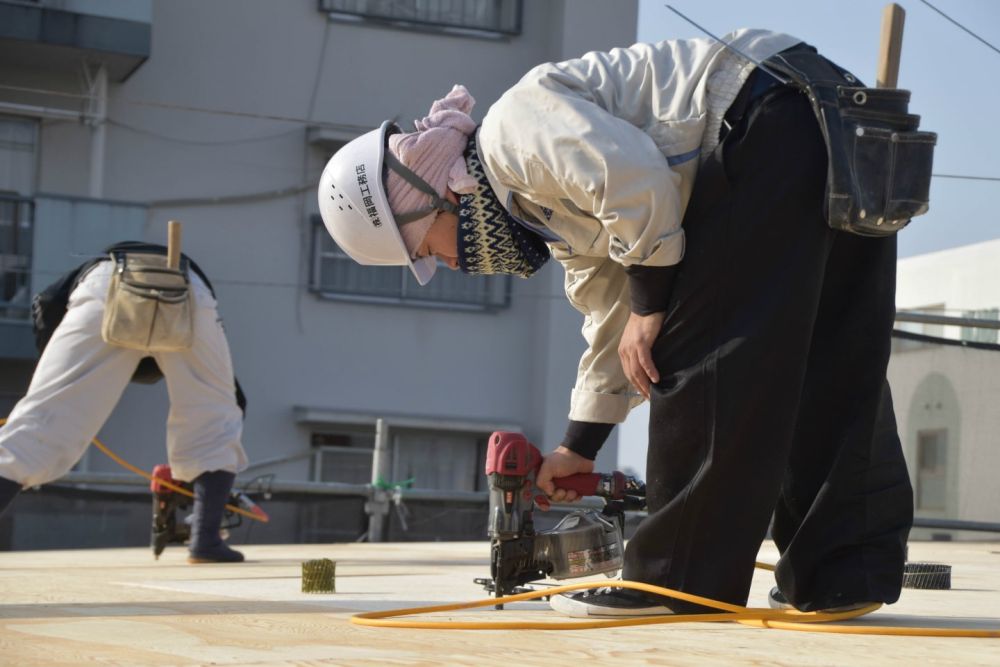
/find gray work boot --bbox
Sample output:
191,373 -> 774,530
0,476 -> 21,519
187,470 -> 245,564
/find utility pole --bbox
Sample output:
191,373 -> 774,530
366,418 -> 392,542
86,64 -> 107,198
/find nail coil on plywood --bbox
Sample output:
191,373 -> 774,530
902,562 -> 951,590
302,558 -> 336,593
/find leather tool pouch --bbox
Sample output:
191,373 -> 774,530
101,251 -> 194,352
764,48 -> 937,236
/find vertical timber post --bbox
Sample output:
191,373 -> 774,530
366,418 -> 391,542
877,3 -> 906,88
167,220 -> 182,270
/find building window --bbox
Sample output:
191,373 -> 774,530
311,429 -> 375,485
309,426 -> 490,492
0,116 -> 38,196
319,0 -> 522,38
310,216 -> 510,310
0,115 -> 38,321
961,308 -> 999,345
0,195 -> 33,321
391,429 -> 490,492
916,429 -> 947,511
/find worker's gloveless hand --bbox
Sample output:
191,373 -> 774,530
537,446 -> 595,503
619,311 -> 666,400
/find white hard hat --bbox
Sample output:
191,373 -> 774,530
317,120 -> 455,286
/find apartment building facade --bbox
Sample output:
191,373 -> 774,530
0,0 -> 639,548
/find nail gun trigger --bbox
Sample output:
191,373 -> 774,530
534,494 -> 551,511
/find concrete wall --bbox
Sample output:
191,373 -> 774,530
888,342 -> 1000,539
897,239 -> 1000,312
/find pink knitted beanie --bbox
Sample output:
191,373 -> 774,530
387,85 -> 479,256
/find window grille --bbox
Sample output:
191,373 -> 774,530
0,196 -> 34,321
309,426 -> 490,492
319,0 -> 522,38
391,430 -> 490,492
310,216 -> 510,310
310,431 -> 375,485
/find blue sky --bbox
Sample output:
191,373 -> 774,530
619,0 -> 1000,476
637,0 -> 1000,259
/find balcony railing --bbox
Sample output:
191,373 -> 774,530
319,0 -> 522,38
0,0 -> 152,81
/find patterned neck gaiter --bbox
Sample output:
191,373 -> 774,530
457,134 -> 550,278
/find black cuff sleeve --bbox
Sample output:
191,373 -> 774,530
562,420 -> 615,461
624,264 -> 679,315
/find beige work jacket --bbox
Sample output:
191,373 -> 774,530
478,29 -> 801,424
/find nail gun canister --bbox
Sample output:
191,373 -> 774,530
533,510 -> 624,579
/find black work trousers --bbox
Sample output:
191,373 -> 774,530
622,85 -> 914,612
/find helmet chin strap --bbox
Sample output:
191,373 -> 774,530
384,152 -> 459,226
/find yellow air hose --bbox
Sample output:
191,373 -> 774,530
0,417 -> 266,523
351,560 -> 1000,637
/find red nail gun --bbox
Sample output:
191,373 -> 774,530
477,431 -> 646,601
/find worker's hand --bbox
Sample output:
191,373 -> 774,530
537,446 -> 595,503
619,311 -> 665,400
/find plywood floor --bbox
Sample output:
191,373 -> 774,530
1,540 -> 998,666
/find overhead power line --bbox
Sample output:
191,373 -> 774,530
0,83 -> 369,133
918,0 -> 1000,57
5,74 -> 999,185
3,85 -> 1000,186
933,173 -> 1000,183
148,183 -> 317,209
106,119 -> 305,146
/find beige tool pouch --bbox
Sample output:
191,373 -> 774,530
101,251 -> 194,352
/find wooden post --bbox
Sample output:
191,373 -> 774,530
166,220 -> 182,269
877,3 -> 906,89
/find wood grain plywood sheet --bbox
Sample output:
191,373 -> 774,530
0,541 -> 998,666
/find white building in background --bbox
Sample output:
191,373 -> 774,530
0,0 -> 639,548
891,240 -> 1000,540
895,239 -> 1000,342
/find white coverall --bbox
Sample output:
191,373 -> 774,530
0,260 -> 248,486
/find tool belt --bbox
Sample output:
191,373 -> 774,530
764,47 -> 937,236
101,251 -> 194,352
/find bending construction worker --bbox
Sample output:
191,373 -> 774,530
317,28 -> 928,617
0,241 -> 249,563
